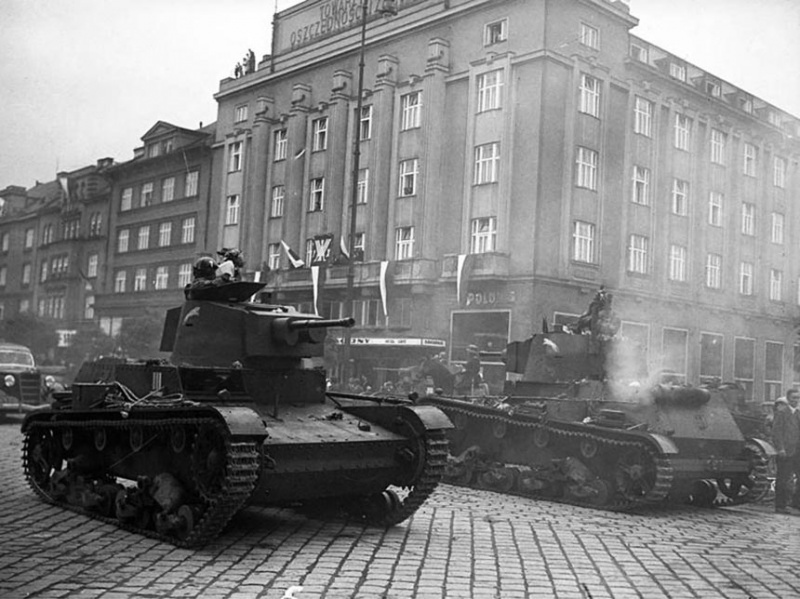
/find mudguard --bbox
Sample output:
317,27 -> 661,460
211,406 -> 268,439
645,432 -> 680,455
747,437 -> 776,457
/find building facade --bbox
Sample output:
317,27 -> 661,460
208,0 -> 799,398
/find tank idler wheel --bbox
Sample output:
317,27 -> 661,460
688,480 -> 718,508
477,467 -> 517,493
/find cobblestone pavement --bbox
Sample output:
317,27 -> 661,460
1,418 -> 799,599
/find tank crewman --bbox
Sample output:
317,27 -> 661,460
772,395 -> 800,514
216,248 -> 244,281
43,375 -> 65,401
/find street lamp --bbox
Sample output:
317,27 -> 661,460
343,0 -> 397,384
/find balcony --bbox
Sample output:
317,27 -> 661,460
441,252 -> 510,279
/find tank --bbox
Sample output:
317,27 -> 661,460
21,277 -> 452,546
422,288 -> 775,510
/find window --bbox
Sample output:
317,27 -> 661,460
579,74 -> 600,117
669,63 -> 686,82
572,221 -> 595,263
39,261 -> 47,282
627,234 -> 648,274
84,295 -> 94,320
484,19 -> 507,45
89,212 -> 102,236
710,129 -> 726,165
234,104 -> 248,123
743,143 -> 757,176
141,182 -> 154,206
24,228 -> 34,249
184,171 -> 198,197
22,263 -> 31,285
662,328 -> 688,383
162,177 -> 175,202
63,220 -> 79,240
274,129 -> 288,161
708,192 -> 723,226
226,195 -> 240,225
181,217 -> 195,244
630,42 -> 648,62
117,229 -> 129,253
770,269 -> 783,301
771,212 -> 784,244
576,147 -> 598,190
304,238 -> 314,266
765,342 -> 784,401
474,143 -> 500,184
734,337 -> 755,401
470,217 -> 497,254
674,114 -> 690,151
309,178 -> 325,211
137,225 -> 150,250
672,179 -> 688,216
706,253 -> 721,289
774,156 -> 786,188
360,106 -> 372,140
0,232 -> 8,252
155,266 -> 169,290
769,111 -> 782,127
739,262 -> 753,295
121,187 -> 133,211
270,186 -> 285,217
268,243 -> 281,270
134,268 -> 147,292
700,333 -> 724,382
42,224 -> 54,245
229,141 -> 243,172
634,97 -> 652,137
312,117 -> 328,151
580,23 -> 598,49
399,159 -> 418,196
0,266 -> 5,286
114,270 -> 127,293
354,232 -> 365,261
631,166 -> 650,205
477,70 -> 504,112
395,226 -> 415,260
400,92 -> 421,130
87,253 -> 98,278
741,203 -> 755,236
706,80 -> 721,97
178,263 -> 192,288
668,245 -> 687,282
357,169 -> 369,204
741,97 -> 754,114
158,222 -> 172,247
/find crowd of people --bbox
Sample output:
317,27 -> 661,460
772,388 -> 800,514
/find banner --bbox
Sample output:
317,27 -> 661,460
379,260 -> 390,317
457,253 -> 475,305
281,240 -> 305,268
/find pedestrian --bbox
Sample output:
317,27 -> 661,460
772,395 -> 800,514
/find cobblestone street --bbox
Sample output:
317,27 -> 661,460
1,419 -> 798,599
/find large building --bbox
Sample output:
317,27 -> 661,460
208,0 -> 799,397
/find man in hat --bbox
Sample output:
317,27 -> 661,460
772,395 -> 800,513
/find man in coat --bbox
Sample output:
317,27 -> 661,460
772,395 -> 800,513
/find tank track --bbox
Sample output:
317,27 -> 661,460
435,401 -> 674,511
22,415 -> 260,547
712,441 -> 771,507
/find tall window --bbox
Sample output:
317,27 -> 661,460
226,195 -> 240,224
739,262 -> 753,295
158,222 -> 172,247
84,296 -> 94,320
633,97 -> 652,137
162,177 -> 175,202
40,261 -> 47,282
312,117 -> 328,151
700,333 -> 724,383
576,147 -> 598,190
395,227 -> 415,260
137,225 -> 150,250
674,114 -> 690,151
117,229 -> 129,253
181,217 -> 195,244
770,269 -> 783,301
114,270 -> 127,293
484,19 -> 507,45
579,74 -> 600,117
774,156 -> 786,188
357,169 -> 369,204
268,243 -> 281,270
234,104 -> 248,123
155,266 -> 169,290
89,212 -> 102,236
25,228 -> 34,248
0,232 -> 8,252
662,328 -> 688,383
631,166 -> 650,205
399,159 -> 418,196
229,141 -> 243,172
771,212 -> 784,244
184,171 -> 198,197
400,92 -> 421,130
141,182 -> 154,206
474,143 -> 500,184
134,268 -> 147,292
580,23 -> 598,49
470,217 -> 497,254
178,263 -> 192,287
274,129 -> 288,160
708,192 -> 723,226
668,245 -> 687,282
87,253 -> 98,278
477,70 -> 504,112
304,238 -> 314,266
765,342 -> 784,401
627,234 -> 648,274
270,185 -> 285,217
706,253 -> 721,289
710,129 -> 726,165
21,263 -> 31,285
572,221 -> 595,263
672,179 -> 688,216
734,337 -> 755,400
121,187 -> 133,211
741,202 -> 755,236
309,178 -> 325,211
360,106 -> 372,140
743,143 -> 757,177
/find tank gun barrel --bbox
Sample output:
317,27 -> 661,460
272,316 -> 355,346
287,317 -> 355,330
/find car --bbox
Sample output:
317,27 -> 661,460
0,342 -> 45,415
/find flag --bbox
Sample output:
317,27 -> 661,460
311,265 -> 321,316
340,234 -> 350,261
457,253 -> 475,305
58,175 -> 71,203
294,148 -> 306,160
311,233 -> 333,264
379,260 -> 392,318
281,240 -> 305,268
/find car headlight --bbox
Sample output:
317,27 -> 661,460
4,375 -> 15,387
